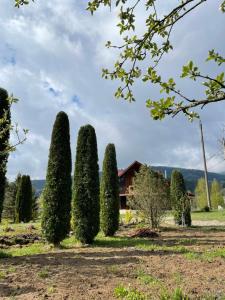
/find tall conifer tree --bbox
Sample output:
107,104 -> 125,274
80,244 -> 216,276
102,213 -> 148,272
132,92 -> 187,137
42,112 -> 72,246
170,170 -> 191,226
0,88 -> 11,222
3,181 -> 17,221
72,124 -> 99,244
100,144 -> 120,236
15,175 -> 32,222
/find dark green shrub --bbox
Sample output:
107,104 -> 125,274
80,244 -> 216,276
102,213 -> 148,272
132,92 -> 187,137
0,250 -> 11,259
0,88 -> 11,222
15,175 -> 32,223
3,181 -> 17,222
72,124 -> 100,244
42,112 -> 72,246
170,170 -> 191,227
100,144 -> 120,236
203,205 -> 210,212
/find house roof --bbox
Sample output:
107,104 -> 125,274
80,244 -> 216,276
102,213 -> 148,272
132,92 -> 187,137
118,161 -> 142,177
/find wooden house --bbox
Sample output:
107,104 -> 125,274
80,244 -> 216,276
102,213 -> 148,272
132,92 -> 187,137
118,161 -> 142,209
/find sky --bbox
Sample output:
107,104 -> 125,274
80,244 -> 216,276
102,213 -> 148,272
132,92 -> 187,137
0,0 -> 225,180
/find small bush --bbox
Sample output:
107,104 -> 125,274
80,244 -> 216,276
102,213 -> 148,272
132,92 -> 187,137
124,210 -> 133,224
202,206 -> 210,212
128,165 -> 168,228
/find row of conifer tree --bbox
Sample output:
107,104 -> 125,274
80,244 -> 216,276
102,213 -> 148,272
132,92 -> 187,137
0,87 -> 192,235
41,111 -> 120,245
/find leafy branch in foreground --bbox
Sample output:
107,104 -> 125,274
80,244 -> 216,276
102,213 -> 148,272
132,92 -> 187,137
0,94 -> 28,157
14,0 -> 34,8
88,0 -> 225,120
145,54 -> 225,120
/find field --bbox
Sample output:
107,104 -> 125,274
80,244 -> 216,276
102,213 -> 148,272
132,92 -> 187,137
1,212 -> 225,299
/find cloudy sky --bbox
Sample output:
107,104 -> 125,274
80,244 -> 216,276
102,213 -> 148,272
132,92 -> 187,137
0,0 -> 225,180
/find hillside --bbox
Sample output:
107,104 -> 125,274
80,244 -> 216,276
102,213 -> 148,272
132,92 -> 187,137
152,166 -> 225,191
32,179 -> 46,194
32,166 -> 225,194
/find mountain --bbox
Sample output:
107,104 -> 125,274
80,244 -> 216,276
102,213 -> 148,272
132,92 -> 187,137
152,166 -> 225,191
32,166 -> 225,194
32,179 -> 46,195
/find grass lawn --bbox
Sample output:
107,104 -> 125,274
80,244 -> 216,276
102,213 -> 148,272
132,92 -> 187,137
191,210 -> 225,221
0,220 -> 41,236
165,210 -> 225,223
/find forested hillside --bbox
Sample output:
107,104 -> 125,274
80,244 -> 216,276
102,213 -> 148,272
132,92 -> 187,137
152,166 -> 225,191
32,166 -> 225,194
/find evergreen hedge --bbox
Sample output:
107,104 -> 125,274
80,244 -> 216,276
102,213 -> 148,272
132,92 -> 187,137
0,88 -> 11,222
170,170 -> 191,226
100,144 -> 120,236
15,175 -> 32,222
42,111 -> 72,246
72,124 -> 100,244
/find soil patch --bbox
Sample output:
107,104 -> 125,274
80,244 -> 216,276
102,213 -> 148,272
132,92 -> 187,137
0,234 -> 41,248
1,227 -> 225,299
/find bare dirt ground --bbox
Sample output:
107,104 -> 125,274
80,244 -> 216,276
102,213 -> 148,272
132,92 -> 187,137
1,226 -> 225,299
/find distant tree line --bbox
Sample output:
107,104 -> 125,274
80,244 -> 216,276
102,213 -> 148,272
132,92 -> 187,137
3,173 -> 38,223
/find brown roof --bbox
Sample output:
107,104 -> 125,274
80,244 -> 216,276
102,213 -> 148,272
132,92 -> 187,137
118,161 -> 142,177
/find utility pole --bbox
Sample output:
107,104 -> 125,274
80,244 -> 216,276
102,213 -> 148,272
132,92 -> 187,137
199,120 -> 211,209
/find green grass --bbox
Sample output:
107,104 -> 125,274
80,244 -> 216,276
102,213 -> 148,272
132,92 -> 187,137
114,285 -> 146,300
61,236 -> 81,248
0,233 -> 190,259
0,221 -> 41,236
166,210 -> 225,223
185,247 -> 225,262
94,233 -> 190,254
191,210 -> 225,222
176,238 -> 197,245
184,252 -> 200,260
114,285 -> 191,300
1,218 -> 225,260
38,267 -> 49,279
160,288 -> 190,300
136,269 -> 162,286
5,242 -> 50,257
